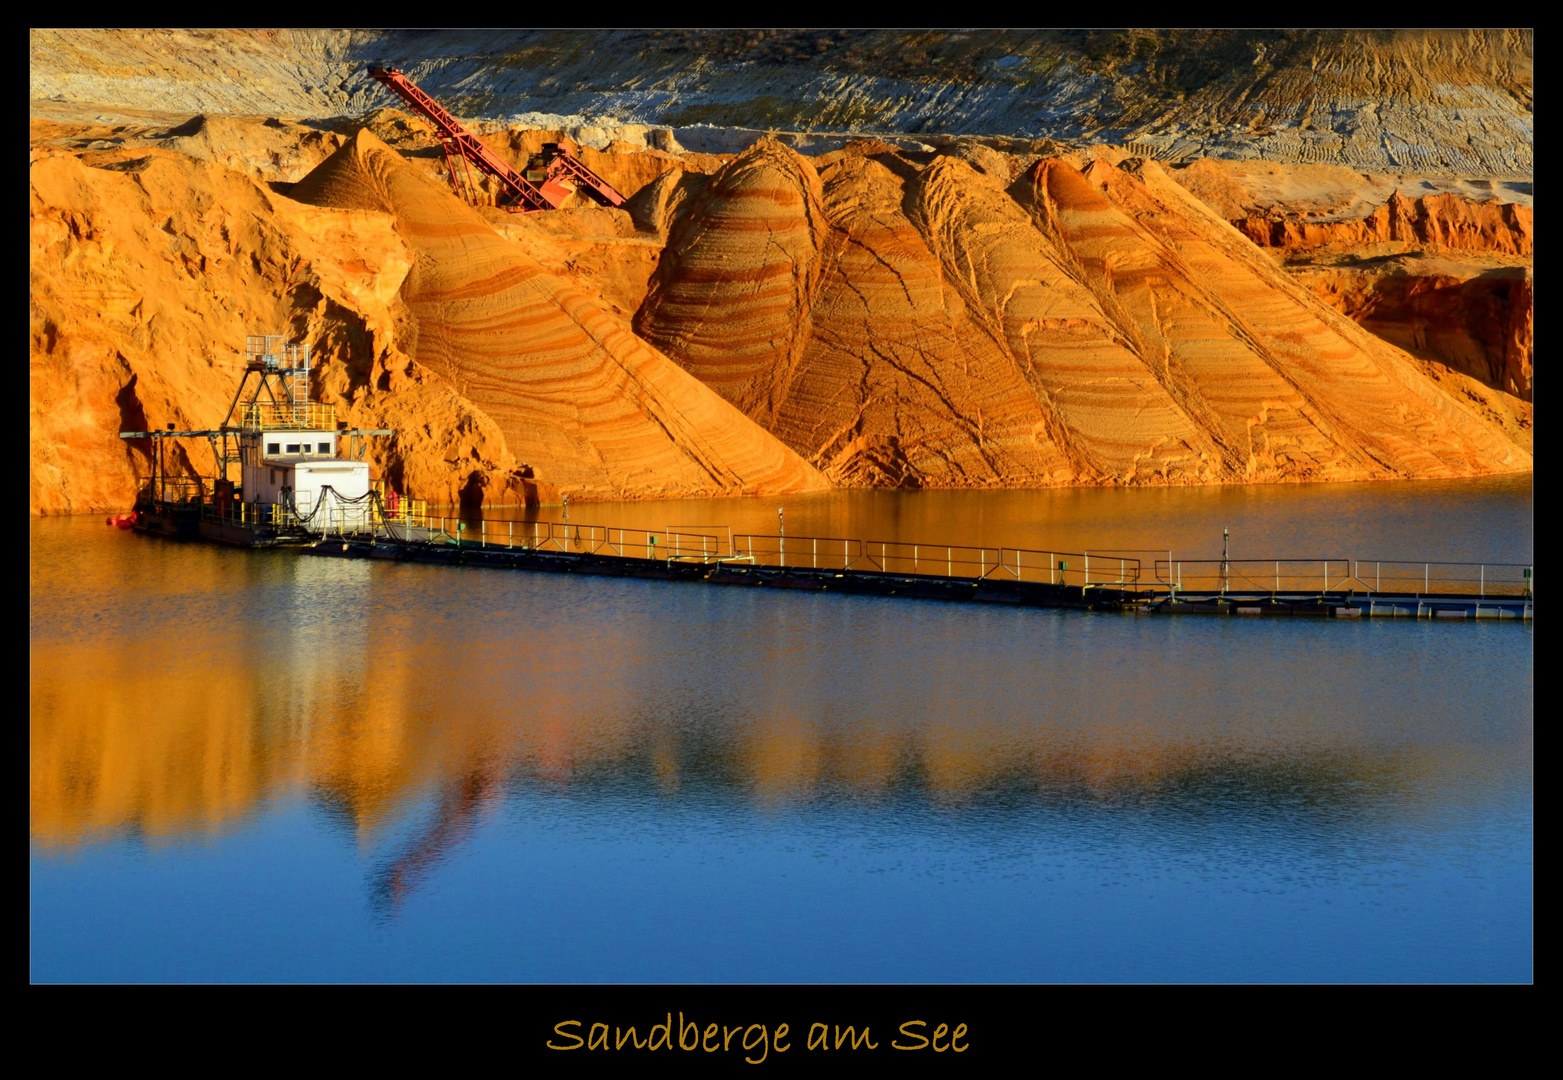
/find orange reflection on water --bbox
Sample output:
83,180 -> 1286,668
29,639 -> 1444,849
30,643 -> 292,846
30,512 -> 1528,860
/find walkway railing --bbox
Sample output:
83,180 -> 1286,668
430,518 -> 731,562
136,491 -> 1534,604
425,518 -> 1144,588
1154,558 -> 1534,599
1346,560 -> 1532,598
731,534 -> 1140,587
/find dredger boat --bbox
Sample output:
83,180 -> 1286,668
120,333 -> 428,546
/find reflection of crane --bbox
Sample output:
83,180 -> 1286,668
369,765 -> 499,914
367,67 -> 627,213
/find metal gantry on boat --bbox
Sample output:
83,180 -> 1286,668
119,334 -> 428,546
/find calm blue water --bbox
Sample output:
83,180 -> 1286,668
30,479 -> 1533,981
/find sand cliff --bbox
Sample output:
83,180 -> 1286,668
290,130 -> 824,500
28,92 -> 1532,514
1174,161 -> 1534,403
634,139 -> 1530,486
30,130 -> 825,515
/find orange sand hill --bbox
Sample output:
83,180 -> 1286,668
29,118 -> 1532,516
288,129 -> 824,500
29,146 -> 563,515
30,130 -> 819,516
1048,159 -> 1530,469
636,139 -> 1530,486
634,139 -> 826,424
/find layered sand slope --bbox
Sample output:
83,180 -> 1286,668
1083,160 -> 1532,464
636,140 -> 1530,486
634,139 -> 824,422
29,119 -> 1532,515
291,130 -> 823,498
1188,171 -> 1534,404
780,148 -> 1076,487
29,145 -> 577,514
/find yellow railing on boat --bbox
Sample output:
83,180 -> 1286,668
371,481 -> 430,529
239,402 -> 338,431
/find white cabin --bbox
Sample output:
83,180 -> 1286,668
242,429 -> 372,532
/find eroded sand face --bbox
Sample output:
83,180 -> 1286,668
289,130 -> 825,501
29,114 -> 1531,515
636,139 -> 1530,487
1164,158 -> 1534,403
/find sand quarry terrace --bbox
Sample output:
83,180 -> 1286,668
29,31 -> 1532,515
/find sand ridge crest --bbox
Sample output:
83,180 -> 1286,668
29,112 -> 1531,514
291,128 -> 827,499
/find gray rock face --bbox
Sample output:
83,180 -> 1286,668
30,28 -> 1533,178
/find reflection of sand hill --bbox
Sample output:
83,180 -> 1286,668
636,140 -> 1531,485
28,624 -> 1450,850
290,130 -> 825,499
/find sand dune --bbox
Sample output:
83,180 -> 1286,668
29,116 -> 1530,515
634,140 -> 1530,487
288,129 -> 826,499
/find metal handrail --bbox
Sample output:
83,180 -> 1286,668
732,534 -> 1140,586
389,513 -> 1530,604
239,401 -> 338,431
1153,558 -> 1353,595
420,520 -> 1142,586
1151,558 -> 1533,598
1346,560 -> 1534,599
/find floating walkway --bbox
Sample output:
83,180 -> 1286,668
300,517 -> 1534,621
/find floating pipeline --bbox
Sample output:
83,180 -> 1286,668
300,536 -> 1534,620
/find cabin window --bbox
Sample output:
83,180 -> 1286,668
267,442 -> 279,454
285,443 -> 300,453
318,442 -> 331,453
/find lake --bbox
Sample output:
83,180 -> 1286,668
29,477 -> 1533,981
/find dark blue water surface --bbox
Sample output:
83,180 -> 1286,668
30,479 -> 1533,981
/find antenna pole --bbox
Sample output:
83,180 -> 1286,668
1222,527 -> 1230,595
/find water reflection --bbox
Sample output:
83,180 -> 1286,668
33,514 -> 1530,922
43,623 -> 1471,851
366,764 -> 502,914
